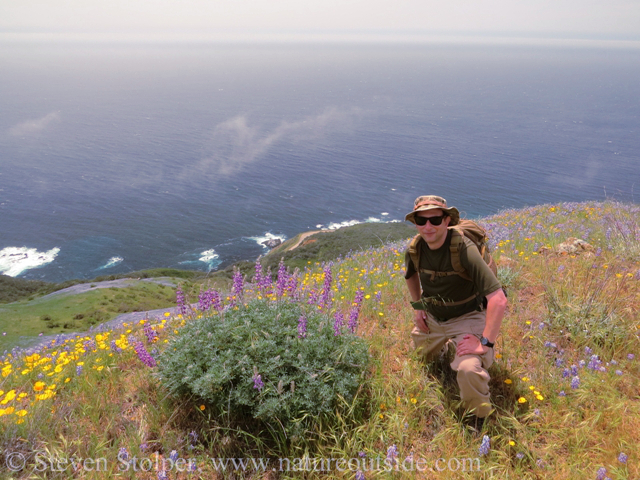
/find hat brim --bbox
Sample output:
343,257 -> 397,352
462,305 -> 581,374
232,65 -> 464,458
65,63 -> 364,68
405,205 -> 460,226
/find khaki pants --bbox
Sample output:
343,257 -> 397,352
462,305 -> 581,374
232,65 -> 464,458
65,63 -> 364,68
411,310 -> 493,418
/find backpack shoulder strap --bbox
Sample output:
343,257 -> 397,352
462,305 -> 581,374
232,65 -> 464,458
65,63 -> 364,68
407,234 -> 422,273
449,228 -> 472,281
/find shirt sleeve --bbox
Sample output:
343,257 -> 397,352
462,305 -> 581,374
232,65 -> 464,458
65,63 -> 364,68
460,238 -> 502,297
404,249 -> 417,280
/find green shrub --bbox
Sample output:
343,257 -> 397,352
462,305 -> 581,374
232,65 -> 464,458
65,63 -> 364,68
157,300 -> 370,439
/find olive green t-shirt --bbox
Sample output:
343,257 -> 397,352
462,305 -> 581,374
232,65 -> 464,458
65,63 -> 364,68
404,231 -> 502,320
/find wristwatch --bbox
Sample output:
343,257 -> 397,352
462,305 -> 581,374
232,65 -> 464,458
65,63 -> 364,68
480,336 -> 494,348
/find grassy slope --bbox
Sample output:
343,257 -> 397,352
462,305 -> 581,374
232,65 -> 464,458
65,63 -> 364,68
1,202 -> 639,479
0,281 -> 179,352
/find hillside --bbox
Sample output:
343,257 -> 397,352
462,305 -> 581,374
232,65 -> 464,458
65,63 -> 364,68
1,200 -> 639,479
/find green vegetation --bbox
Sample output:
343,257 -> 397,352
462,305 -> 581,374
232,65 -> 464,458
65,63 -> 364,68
1,202 -> 639,479
0,281 -> 177,352
0,269 -> 207,305
261,222 -> 415,272
157,300 -> 369,441
0,275 -> 53,304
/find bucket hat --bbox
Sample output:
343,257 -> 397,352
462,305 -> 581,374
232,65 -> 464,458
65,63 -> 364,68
404,195 -> 460,226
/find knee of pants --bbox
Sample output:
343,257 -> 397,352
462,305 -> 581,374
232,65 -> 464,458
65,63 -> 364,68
455,356 -> 489,383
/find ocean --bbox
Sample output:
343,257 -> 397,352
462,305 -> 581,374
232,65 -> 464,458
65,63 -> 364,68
1,41 -> 639,282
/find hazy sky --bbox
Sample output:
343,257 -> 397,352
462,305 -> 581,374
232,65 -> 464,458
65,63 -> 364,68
2,0 -> 639,42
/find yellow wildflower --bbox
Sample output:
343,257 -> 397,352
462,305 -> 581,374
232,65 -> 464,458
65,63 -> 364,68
1,390 -> 17,404
517,397 -> 527,404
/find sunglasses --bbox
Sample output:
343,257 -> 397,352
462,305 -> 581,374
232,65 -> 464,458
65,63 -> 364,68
414,214 -> 446,226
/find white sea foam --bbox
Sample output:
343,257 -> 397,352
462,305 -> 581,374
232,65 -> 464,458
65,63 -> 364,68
248,232 -> 287,248
199,249 -> 221,271
199,249 -> 220,263
96,256 -> 124,270
0,246 -> 60,277
321,217 -> 385,230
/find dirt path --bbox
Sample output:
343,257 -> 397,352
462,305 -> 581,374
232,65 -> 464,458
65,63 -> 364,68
286,230 -> 327,251
39,277 -> 178,300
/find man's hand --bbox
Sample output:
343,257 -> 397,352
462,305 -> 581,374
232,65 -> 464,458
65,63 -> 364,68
456,334 -> 488,356
413,310 -> 429,333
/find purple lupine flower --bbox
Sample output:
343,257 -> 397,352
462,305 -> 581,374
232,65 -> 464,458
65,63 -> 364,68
618,452 -> 628,464
84,339 -> 97,352
176,285 -> 188,316
571,364 -> 579,376
188,431 -> 198,444
478,435 -> 491,456
558,391 -> 566,397
76,365 -> 83,376
110,340 -> 122,354
355,470 -> 366,480
253,373 -> 264,391
628,353 -> 635,360
143,322 -> 157,344
231,268 -> 244,306
254,259 -> 263,290
333,312 -> 344,336
118,447 -> 129,461
307,290 -> 319,305
169,450 -> 179,462
579,360 -> 586,368
348,290 -> 365,333
386,444 -> 398,465
286,268 -> 301,300
596,467 -> 607,480
188,461 -> 197,472
198,289 -> 211,311
585,346 -> 593,355
555,358 -> 564,367
210,289 -> 223,312
516,452 -> 525,460
587,355 -> 602,371
134,341 -> 157,368
276,259 -> 288,298
157,470 -> 168,480
260,266 -> 273,294
320,264 -> 333,308
557,265 -> 565,273
571,376 -> 580,389
297,315 -> 307,339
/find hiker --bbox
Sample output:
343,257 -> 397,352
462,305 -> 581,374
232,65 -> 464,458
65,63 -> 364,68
404,195 -> 507,428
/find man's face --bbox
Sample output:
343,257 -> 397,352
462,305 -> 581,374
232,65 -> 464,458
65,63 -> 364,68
416,209 -> 450,247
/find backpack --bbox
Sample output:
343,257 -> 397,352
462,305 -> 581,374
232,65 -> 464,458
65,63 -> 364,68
407,219 -> 497,283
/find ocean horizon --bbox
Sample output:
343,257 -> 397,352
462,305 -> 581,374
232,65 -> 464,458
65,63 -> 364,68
1,41 -> 639,282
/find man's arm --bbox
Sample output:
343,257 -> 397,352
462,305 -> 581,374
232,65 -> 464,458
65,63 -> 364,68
406,272 -> 422,302
481,288 -> 507,343
456,288 -> 507,356
406,273 -> 429,333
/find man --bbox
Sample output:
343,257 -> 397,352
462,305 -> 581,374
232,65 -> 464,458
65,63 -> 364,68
404,195 -> 507,428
